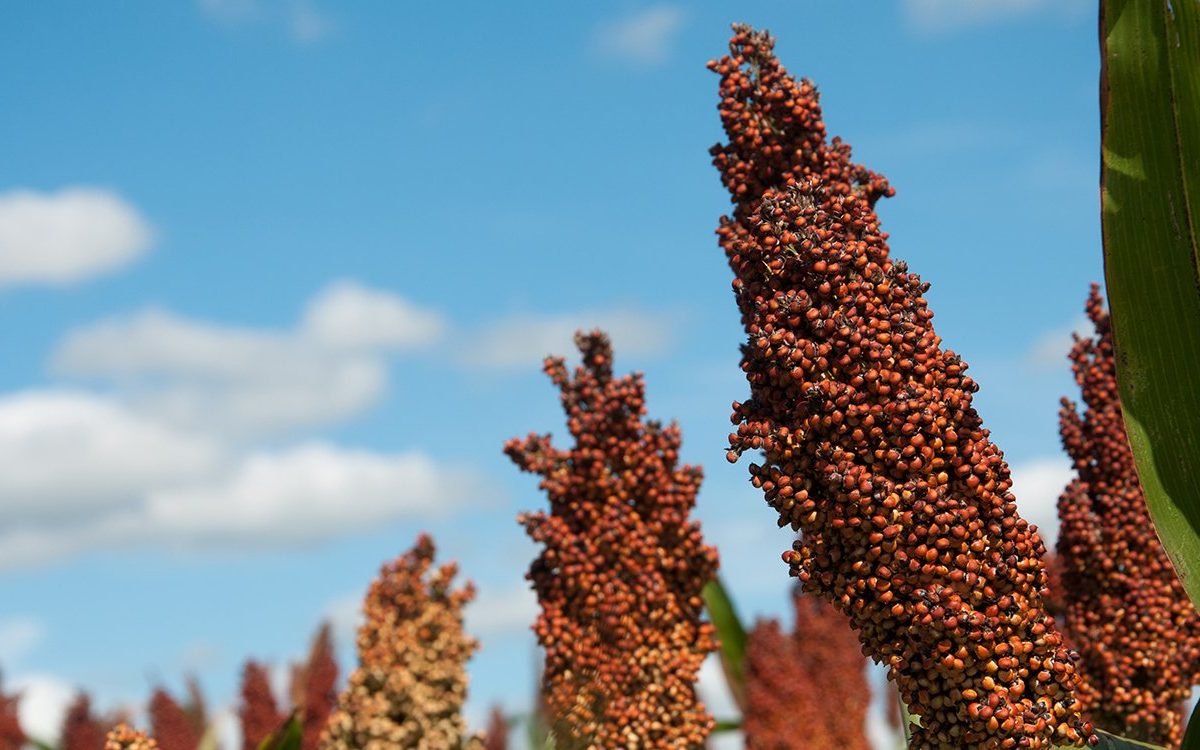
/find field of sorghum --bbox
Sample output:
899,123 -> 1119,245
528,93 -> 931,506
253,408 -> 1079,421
5,6 -> 1200,750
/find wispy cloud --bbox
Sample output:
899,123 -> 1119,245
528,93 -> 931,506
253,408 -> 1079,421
593,6 -> 685,66
1024,313 -> 1090,369
0,423 -> 483,569
0,188 -> 152,288
52,280 -> 443,438
902,0 -> 1088,35
1009,456 -> 1072,548
0,616 -> 45,666
467,308 -> 677,369
198,0 -> 333,44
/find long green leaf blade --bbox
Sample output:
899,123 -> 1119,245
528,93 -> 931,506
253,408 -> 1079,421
1100,0 -> 1200,608
702,577 -> 747,713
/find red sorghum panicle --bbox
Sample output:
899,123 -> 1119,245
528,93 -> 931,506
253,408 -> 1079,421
319,534 -> 482,750
504,330 -> 719,749
483,708 -> 506,750
709,24 -> 1093,749
148,689 -> 202,750
105,725 -> 158,750
1056,284 -> 1200,747
239,661 -> 285,750
300,624 -> 338,750
0,678 -> 22,750
62,693 -> 107,750
744,588 -> 870,750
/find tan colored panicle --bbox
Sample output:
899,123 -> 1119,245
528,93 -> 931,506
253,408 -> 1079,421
744,589 -> 871,750
505,330 -> 720,749
105,725 -> 159,750
319,534 -> 483,750
709,23 -> 1093,749
1056,284 -> 1200,748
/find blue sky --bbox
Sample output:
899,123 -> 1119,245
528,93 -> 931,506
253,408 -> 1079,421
0,1 -> 1099,747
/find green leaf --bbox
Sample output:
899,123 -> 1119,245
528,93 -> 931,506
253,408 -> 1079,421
1182,698 -> 1200,750
711,718 -> 742,734
1100,0 -> 1200,609
256,713 -> 303,750
702,577 -> 748,713
1087,730 -> 1169,750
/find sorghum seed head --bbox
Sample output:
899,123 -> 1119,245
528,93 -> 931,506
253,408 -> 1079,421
505,330 -> 720,749
61,693 -> 107,750
1056,284 -> 1200,748
148,688 -> 202,750
105,725 -> 159,750
710,23 -> 1093,749
744,587 -> 871,750
319,534 -> 483,750
239,662 -> 285,750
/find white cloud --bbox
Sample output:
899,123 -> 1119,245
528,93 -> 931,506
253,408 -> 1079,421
52,281 -> 443,438
198,0 -> 332,43
0,442 -> 476,570
469,309 -> 675,369
1010,457 -> 1072,549
11,674 -> 75,744
1025,314 -> 1090,369
288,1 -> 332,43
593,6 -> 685,65
902,0 -> 1088,34
323,589 -> 364,643
303,280 -> 444,350
146,442 -> 470,544
0,188 -> 152,287
697,654 -> 740,749
0,391 -> 222,522
465,583 -> 537,638
0,617 -> 45,666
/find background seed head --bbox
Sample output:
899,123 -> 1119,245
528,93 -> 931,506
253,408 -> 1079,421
505,330 -> 719,750
1055,284 -> 1200,748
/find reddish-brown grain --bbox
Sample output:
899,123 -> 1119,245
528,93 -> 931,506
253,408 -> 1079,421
239,661 -> 285,750
1056,284 -> 1200,748
505,331 -> 719,749
744,588 -> 870,750
709,24 -> 1093,749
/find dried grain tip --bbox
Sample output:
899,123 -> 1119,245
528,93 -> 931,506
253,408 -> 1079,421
505,330 -> 720,749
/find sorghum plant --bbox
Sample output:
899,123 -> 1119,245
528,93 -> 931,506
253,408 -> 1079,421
1056,285 -> 1200,747
319,534 -> 482,750
148,688 -> 203,750
482,708 -> 506,750
239,661 -> 286,750
709,24 -> 1093,749
105,726 -> 158,750
299,624 -> 338,750
0,678 -> 22,750
743,588 -> 870,750
504,331 -> 719,749
61,693 -> 107,750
